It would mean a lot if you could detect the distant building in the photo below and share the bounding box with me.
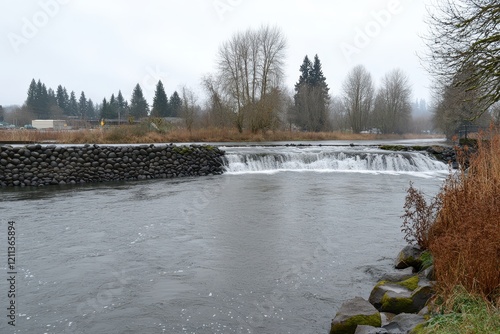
[31,120,69,130]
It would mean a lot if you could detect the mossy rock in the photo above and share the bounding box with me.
[369,275,431,314]
[398,275,419,291]
[380,292,415,313]
[410,285,433,312]
[379,145,407,151]
[173,146,193,155]
[395,246,423,270]
[409,322,428,334]
[331,297,382,334]
[384,313,426,333]
[369,276,419,309]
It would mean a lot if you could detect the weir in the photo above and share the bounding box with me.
[223,147,448,174]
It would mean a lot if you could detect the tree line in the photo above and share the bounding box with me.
[8,0,498,135]
[17,79,182,124]
[202,25,415,134]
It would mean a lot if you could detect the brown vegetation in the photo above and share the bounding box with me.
[429,133,500,301]
[403,131,500,302]
[0,126,440,144]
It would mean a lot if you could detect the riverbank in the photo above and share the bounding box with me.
[0,127,443,144]
[330,132,500,333]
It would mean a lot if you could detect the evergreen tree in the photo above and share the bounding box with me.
[56,85,68,114]
[87,99,96,120]
[47,88,57,107]
[26,79,37,110]
[116,90,128,121]
[78,92,87,119]
[37,81,49,118]
[100,98,113,120]
[25,79,49,119]
[0,105,4,122]
[129,84,149,118]
[295,55,312,89]
[68,91,78,116]
[310,55,330,96]
[169,91,182,117]
[151,80,169,117]
[108,93,119,119]
[293,55,330,131]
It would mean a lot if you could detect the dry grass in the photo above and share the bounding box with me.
[429,132,500,301]
[0,126,442,144]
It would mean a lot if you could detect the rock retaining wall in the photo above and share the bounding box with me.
[0,144,225,187]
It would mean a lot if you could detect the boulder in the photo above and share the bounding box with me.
[395,246,423,270]
[409,283,433,312]
[369,276,432,314]
[383,313,426,334]
[331,297,381,334]
[420,265,435,281]
[380,267,415,282]
[354,325,388,334]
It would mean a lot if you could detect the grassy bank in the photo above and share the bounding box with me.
[403,131,500,333]
[422,287,500,334]
[0,125,442,144]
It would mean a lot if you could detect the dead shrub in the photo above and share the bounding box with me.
[429,131,500,301]
[401,181,442,250]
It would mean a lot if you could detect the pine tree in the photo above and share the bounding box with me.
[36,81,49,118]
[87,99,96,120]
[108,94,119,119]
[56,85,67,113]
[169,91,182,117]
[129,84,149,119]
[26,79,37,110]
[151,80,169,117]
[100,98,113,120]
[293,54,330,131]
[295,55,312,90]
[0,105,4,122]
[116,90,128,121]
[68,91,78,116]
[310,55,330,96]
[78,92,87,119]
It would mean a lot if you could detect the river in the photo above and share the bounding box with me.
[0,140,449,334]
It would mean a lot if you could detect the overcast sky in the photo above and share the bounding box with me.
[1,0,433,107]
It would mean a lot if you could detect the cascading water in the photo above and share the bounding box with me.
[222,146,449,174]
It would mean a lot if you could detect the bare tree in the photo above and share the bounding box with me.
[181,87,198,132]
[433,69,492,138]
[372,69,413,134]
[215,25,287,132]
[342,65,374,133]
[202,74,233,128]
[491,102,500,126]
[424,0,500,116]
[329,96,349,131]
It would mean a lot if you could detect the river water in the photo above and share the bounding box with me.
[0,141,449,334]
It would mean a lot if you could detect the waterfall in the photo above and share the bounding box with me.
[222,147,449,174]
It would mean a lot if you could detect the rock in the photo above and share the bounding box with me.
[420,265,435,281]
[395,246,423,270]
[0,144,225,187]
[383,313,425,334]
[380,267,415,282]
[410,282,433,312]
[369,276,431,314]
[331,297,381,334]
[354,325,388,334]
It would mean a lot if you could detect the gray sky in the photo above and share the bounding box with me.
[1,0,432,107]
